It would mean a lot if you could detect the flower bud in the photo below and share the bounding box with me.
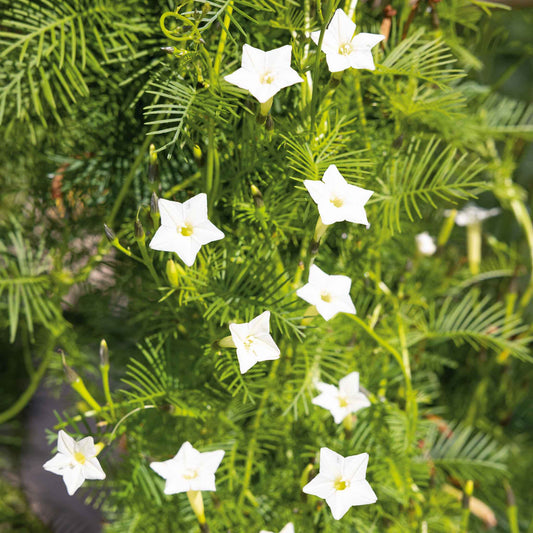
[99,339,109,367]
[60,349,79,384]
[148,144,159,183]
[166,259,179,288]
[134,218,145,241]
[151,192,159,215]
[265,114,274,131]
[104,224,116,242]
[250,184,264,209]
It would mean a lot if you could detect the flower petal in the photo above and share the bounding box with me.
[342,452,369,481]
[303,179,327,207]
[149,225,179,252]
[326,488,355,520]
[175,237,203,267]
[329,9,356,46]
[352,32,385,50]
[302,473,336,499]
[339,372,359,395]
[241,43,266,72]
[236,346,258,374]
[183,193,208,224]
[76,436,96,458]
[265,45,292,70]
[57,430,75,456]
[319,447,344,479]
[326,52,353,73]
[225,68,260,94]
[83,458,106,480]
[43,453,71,475]
[349,49,378,70]
[62,465,86,496]
[190,472,216,491]
[158,198,183,227]
[200,449,225,473]
[248,310,271,335]
[192,220,224,246]
[164,476,190,495]
[347,479,378,505]
[322,164,347,190]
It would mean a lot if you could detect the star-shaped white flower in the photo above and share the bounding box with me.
[224,44,303,104]
[311,9,384,72]
[450,204,501,227]
[229,311,281,374]
[260,523,294,533]
[150,441,225,494]
[415,232,437,256]
[149,193,224,267]
[303,448,377,520]
[296,264,356,321]
[303,165,373,226]
[42,430,105,495]
[312,372,370,424]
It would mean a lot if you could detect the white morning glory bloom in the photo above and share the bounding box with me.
[149,193,224,267]
[415,232,437,256]
[42,430,105,496]
[311,9,384,73]
[296,264,356,321]
[303,165,373,226]
[150,441,225,494]
[229,311,281,374]
[312,372,370,424]
[260,523,294,533]
[451,204,501,227]
[224,44,303,104]
[303,447,377,520]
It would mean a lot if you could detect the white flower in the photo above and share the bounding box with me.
[312,372,370,423]
[415,232,437,256]
[303,165,373,226]
[224,44,303,104]
[260,523,294,533]
[296,264,356,321]
[149,193,224,267]
[42,430,105,495]
[311,9,384,73]
[303,447,377,520]
[449,204,501,227]
[150,441,225,494]
[229,311,281,374]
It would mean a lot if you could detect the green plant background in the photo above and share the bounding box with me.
[0,1,532,531]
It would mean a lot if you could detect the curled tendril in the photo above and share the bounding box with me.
[160,9,202,43]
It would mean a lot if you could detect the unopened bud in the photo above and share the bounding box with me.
[161,46,176,54]
[148,144,159,183]
[149,144,157,164]
[99,339,109,366]
[104,224,116,242]
[193,144,203,165]
[134,218,145,240]
[201,2,211,15]
[166,259,179,288]
[265,114,274,131]
[59,349,79,384]
[151,192,159,215]
[251,184,264,208]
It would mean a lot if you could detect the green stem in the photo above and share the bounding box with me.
[100,364,115,419]
[239,358,281,505]
[354,70,370,151]
[213,1,233,76]
[0,335,55,424]
[108,134,153,226]
[510,198,533,309]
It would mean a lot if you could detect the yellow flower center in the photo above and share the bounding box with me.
[260,71,275,84]
[320,292,331,303]
[338,396,349,407]
[243,335,255,350]
[334,477,349,491]
[338,43,353,56]
[178,223,194,237]
[74,452,86,464]
[183,469,199,480]
[330,196,344,208]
